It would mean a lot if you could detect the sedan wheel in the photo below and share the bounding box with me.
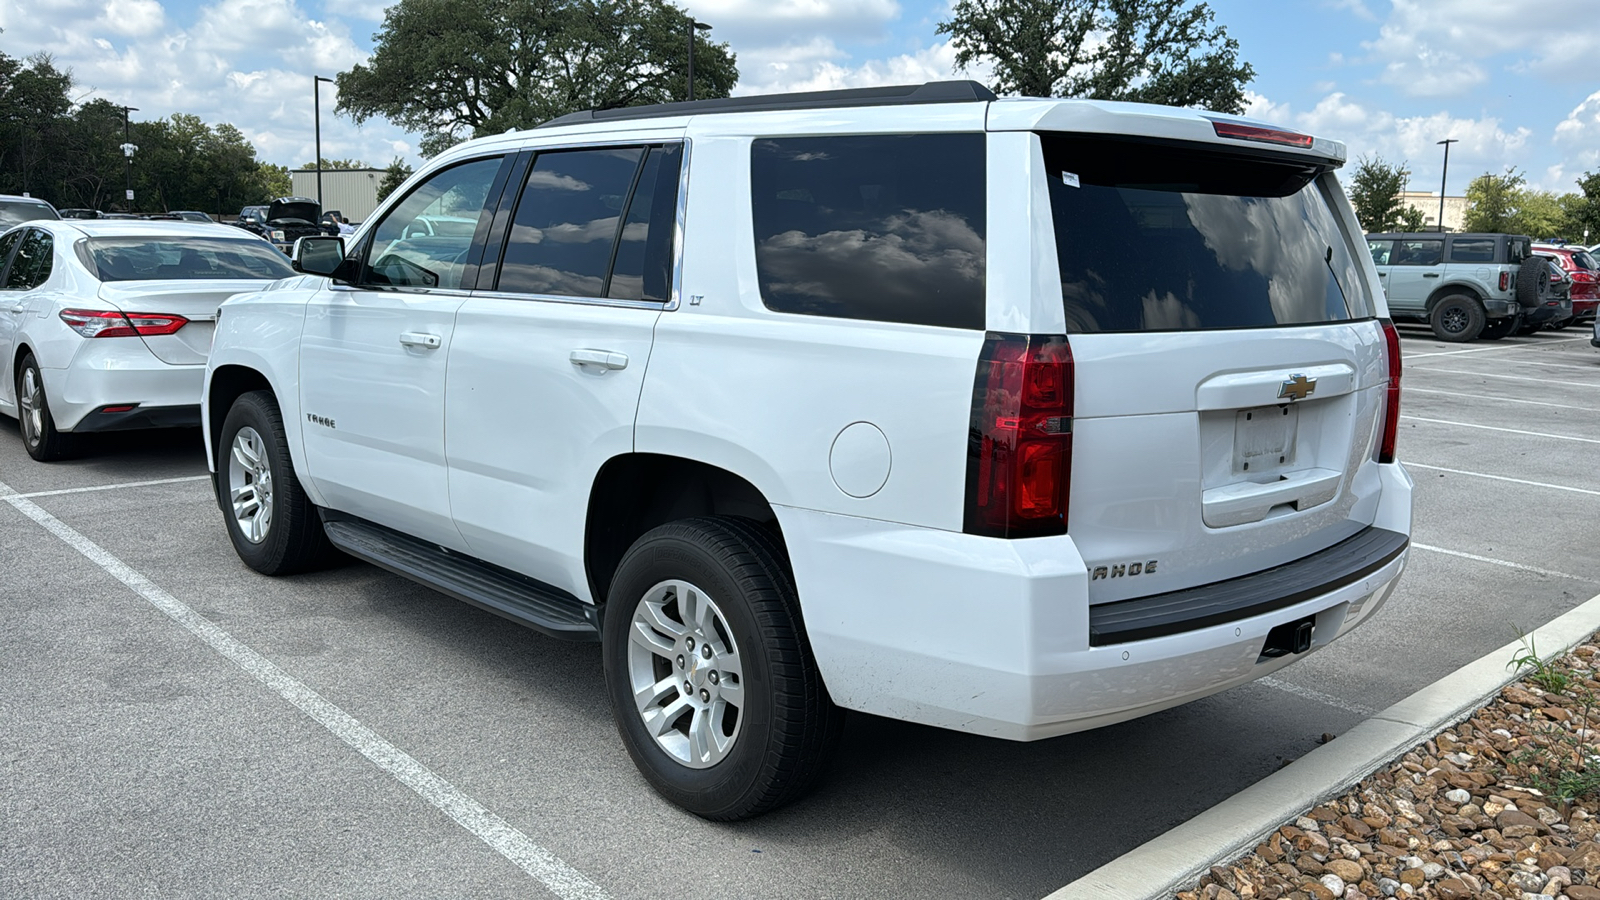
[14,354,74,461]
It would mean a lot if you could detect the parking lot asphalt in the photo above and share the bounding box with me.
[4,327,1600,900]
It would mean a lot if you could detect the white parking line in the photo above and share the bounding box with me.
[1407,367,1600,388]
[0,479,609,900]
[1257,677,1376,717]
[1403,336,1590,360]
[12,474,210,499]
[1401,415,1600,445]
[1413,543,1597,583]
[1464,357,1600,373]
[1406,462,1600,498]
[1406,387,1600,414]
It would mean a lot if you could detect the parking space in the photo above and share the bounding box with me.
[5,325,1600,899]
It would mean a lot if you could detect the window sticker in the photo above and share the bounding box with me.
[1061,172,1081,188]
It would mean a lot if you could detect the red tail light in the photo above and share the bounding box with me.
[1573,270,1596,284]
[1378,319,1401,464]
[1208,119,1314,148]
[965,333,1073,538]
[1499,271,1510,292]
[60,308,188,338]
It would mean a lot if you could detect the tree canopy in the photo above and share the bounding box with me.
[376,157,414,203]
[337,0,738,157]
[0,44,285,213]
[936,0,1254,113]
[1462,168,1600,240]
[1347,155,1412,234]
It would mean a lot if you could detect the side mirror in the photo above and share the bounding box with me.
[292,236,354,281]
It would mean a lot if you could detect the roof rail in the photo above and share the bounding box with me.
[537,80,998,129]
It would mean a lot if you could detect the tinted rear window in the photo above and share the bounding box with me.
[1573,250,1598,270]
[0,200,59,228]
[80,237,296,281]
[751,133,986,330]
[1450,238,1495,262]
[1042,135,1366,333]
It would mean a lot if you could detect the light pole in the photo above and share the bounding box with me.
[120,106,138,212]
[686,20,712,101]
[1436,138,1458,233]
[314,75,334,210]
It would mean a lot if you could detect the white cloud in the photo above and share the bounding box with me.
[1295,91,1535,189]
[1554,90,1600,173]
[1363,0,1600,97]
[736,38,987,96]
[685,0,900,46]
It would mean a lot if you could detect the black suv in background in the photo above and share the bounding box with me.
[233,205,269,235]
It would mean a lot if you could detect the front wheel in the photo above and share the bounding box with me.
[1429,295,1486,342]
[218,390,334,575]
[603,517,842,820]
[15,353,75,461]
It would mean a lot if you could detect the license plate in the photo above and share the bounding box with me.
[1234,404,1298,474]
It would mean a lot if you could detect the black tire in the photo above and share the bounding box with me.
[217,390,334,575]
[1429,294,1486,342]
[602,516,843,820]
[1477,315,1520,341]
[1547,316,1573,331]
[1516,256,1554,308]
[14,353,75,461]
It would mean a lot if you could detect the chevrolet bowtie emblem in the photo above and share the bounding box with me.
[1278,374,1317,402]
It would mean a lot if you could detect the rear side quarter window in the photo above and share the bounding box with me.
[1448,238,1495,263]
[750,133,987,330]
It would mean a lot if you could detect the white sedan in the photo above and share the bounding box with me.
[0,220,297,461]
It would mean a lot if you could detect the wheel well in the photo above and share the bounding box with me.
[207,365,273,460]
[1426,285,1484,312]
[585,454,780,605]
[11,342,33,381]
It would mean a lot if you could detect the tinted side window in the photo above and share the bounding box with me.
[0,229,23,285]
[497,146,646,298]
[607,145,682,302]
[1449,239,1495,262]
[750,133,987,330]
[3,230,52,289]
[1393,240,1443,266]
[361,156,502,290]
[1368,240,1394,266]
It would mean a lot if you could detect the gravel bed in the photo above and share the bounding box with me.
[1178,639,1600,900]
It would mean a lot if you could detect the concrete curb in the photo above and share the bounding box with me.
[1043,589,1600,900]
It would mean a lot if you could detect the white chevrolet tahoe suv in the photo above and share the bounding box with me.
[203,82,1414,820]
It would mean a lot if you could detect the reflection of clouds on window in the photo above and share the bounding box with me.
[524,170,591,192]
[757,209,984,312]
[1141,289,1203,330]
[501,264,604,297]
[1183,191,1351,325]
[620,222,647,242]
[526,215,619,245]
[1061,270,1111,332]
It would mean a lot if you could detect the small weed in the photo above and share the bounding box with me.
[1510,632,1571,694]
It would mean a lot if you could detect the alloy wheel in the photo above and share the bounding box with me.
[227,426,274,544]
[18,366,43,448]
[626,579,746,769]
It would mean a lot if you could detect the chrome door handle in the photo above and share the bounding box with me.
[569,349,628,371]
[398,332,442,349]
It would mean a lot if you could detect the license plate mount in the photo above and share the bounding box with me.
[1233,404,1298,474]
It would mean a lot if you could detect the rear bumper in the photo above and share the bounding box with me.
[780,462,1414,740]
[1526,299,1572,325]
[47,341,204,432]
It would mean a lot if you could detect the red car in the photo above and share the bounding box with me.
[1533,243,1599,324]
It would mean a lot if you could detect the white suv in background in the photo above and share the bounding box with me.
[203,82,1413,820]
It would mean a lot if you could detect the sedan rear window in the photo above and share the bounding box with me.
[78,237,296,281]
[0,200,60,228]
[1042,134,1369,333]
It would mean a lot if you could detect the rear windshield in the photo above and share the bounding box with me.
[1042,135,1368,333]
[0,200,60,228]
[1570,250,1597,270]
[78,236,296,281]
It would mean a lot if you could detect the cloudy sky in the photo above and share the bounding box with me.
[3,0,1598,197]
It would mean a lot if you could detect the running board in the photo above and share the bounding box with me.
[319,513,600,641]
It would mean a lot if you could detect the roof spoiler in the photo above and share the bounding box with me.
[537,80,998,129]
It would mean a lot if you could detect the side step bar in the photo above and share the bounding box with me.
[320,512,600,641]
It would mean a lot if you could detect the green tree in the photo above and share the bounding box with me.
[1510,190,1568,240]
[256,162,292,199]
[376,156,413,203]
[337,0,738,157]
[299,158,371,169]
[1463,169,1525,234]
[1564,172,1600,243]
[937,0,1254,113]
[1347,155,1411,233]
[0,51,74,198]
[1397,206,1428,232]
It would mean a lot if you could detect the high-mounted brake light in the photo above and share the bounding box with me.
[1209,119,1315,149]
[1377,319,1402,464]
[964,333,1073,538]
[60,308,188,338]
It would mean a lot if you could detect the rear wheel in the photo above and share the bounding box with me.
[1477,315,1520,341]
[218,390,334,575]
[603,517,842,820]
[1429,295,1485,342]
[15,353,75,462]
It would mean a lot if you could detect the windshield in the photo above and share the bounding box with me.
[1041,134,1369,333]
[79,236,296,281]
[0,200,60,227]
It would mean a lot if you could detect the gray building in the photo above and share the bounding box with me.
[289,168,384,223]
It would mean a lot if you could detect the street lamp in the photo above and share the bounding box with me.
[686,20,712,102]
[1436,138,1458,233]
[314,75,335,210]
[120,106,138,212]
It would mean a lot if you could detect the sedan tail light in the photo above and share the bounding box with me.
[60,308,188,338]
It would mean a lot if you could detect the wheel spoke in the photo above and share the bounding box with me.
[717,678,743,709]
[716,650,743,681]
[231,486,259,518]
[232,441,258,471]
[687,706,712,763]
[637,598,686,641]
[682,585,718,637]
[629,619,675,656]
[644,696,692,738]
[633,675,680,714]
